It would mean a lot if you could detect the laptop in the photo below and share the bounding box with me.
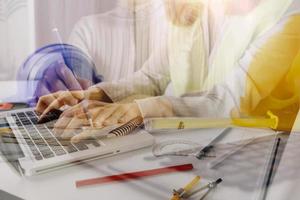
[0,108,154,176]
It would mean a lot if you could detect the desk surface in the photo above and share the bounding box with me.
[0,127,284,200]
[0,81,20,103]
[266,113,300,200]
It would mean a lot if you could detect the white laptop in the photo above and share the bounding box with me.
[0,108,154,176]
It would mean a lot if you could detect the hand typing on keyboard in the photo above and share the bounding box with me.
[36,87,111,123]
[52,100,142,143]
[9,110,101,161]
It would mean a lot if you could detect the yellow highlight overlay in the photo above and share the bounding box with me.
[145,111,278,131]
[171,176,201,200]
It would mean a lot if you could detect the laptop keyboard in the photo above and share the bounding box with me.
[8,110,101,161]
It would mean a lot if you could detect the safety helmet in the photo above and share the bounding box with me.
[17,43,102,105]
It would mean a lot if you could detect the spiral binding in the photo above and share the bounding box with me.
[108,117,144,137]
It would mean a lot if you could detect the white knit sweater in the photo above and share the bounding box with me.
[68,0,168,82]
[96,0,300,119]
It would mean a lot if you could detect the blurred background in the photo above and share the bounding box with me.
[0,0,115,81]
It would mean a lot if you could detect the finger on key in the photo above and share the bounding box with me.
[36,93,57,114]
[93,106,118,127]
[53,115,76,136]
[39,92,79,121]
[103,106,128,126]
[60,113,89,138]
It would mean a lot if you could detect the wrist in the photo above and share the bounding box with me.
[133,102,143,118]
[86,87,112,102]
[135,97,174,118]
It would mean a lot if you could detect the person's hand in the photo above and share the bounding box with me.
[36,87,110,121]
[35,63,92,98]
[53,101,142,143]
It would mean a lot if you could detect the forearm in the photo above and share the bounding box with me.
[135,84,238,119]
[134,58,250,119]
[94,51,171,102]
[95,71,168,102]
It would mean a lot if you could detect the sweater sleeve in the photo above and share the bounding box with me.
[94,42,171,102]
[135,71,240,119]
[136,14,300,120]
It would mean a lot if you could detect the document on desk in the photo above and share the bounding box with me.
[266,114,300,200]
[0,190,23,200]
[197,131,280,200]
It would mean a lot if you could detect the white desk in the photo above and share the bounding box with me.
[266,113,300,200]
[0,81,19,103]
[0,128,278,200]
[0,81,37,103]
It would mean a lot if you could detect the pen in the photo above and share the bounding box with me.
[76,164,194,187]
[257,137,281,200]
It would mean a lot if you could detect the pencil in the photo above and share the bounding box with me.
[76,164,194,188]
